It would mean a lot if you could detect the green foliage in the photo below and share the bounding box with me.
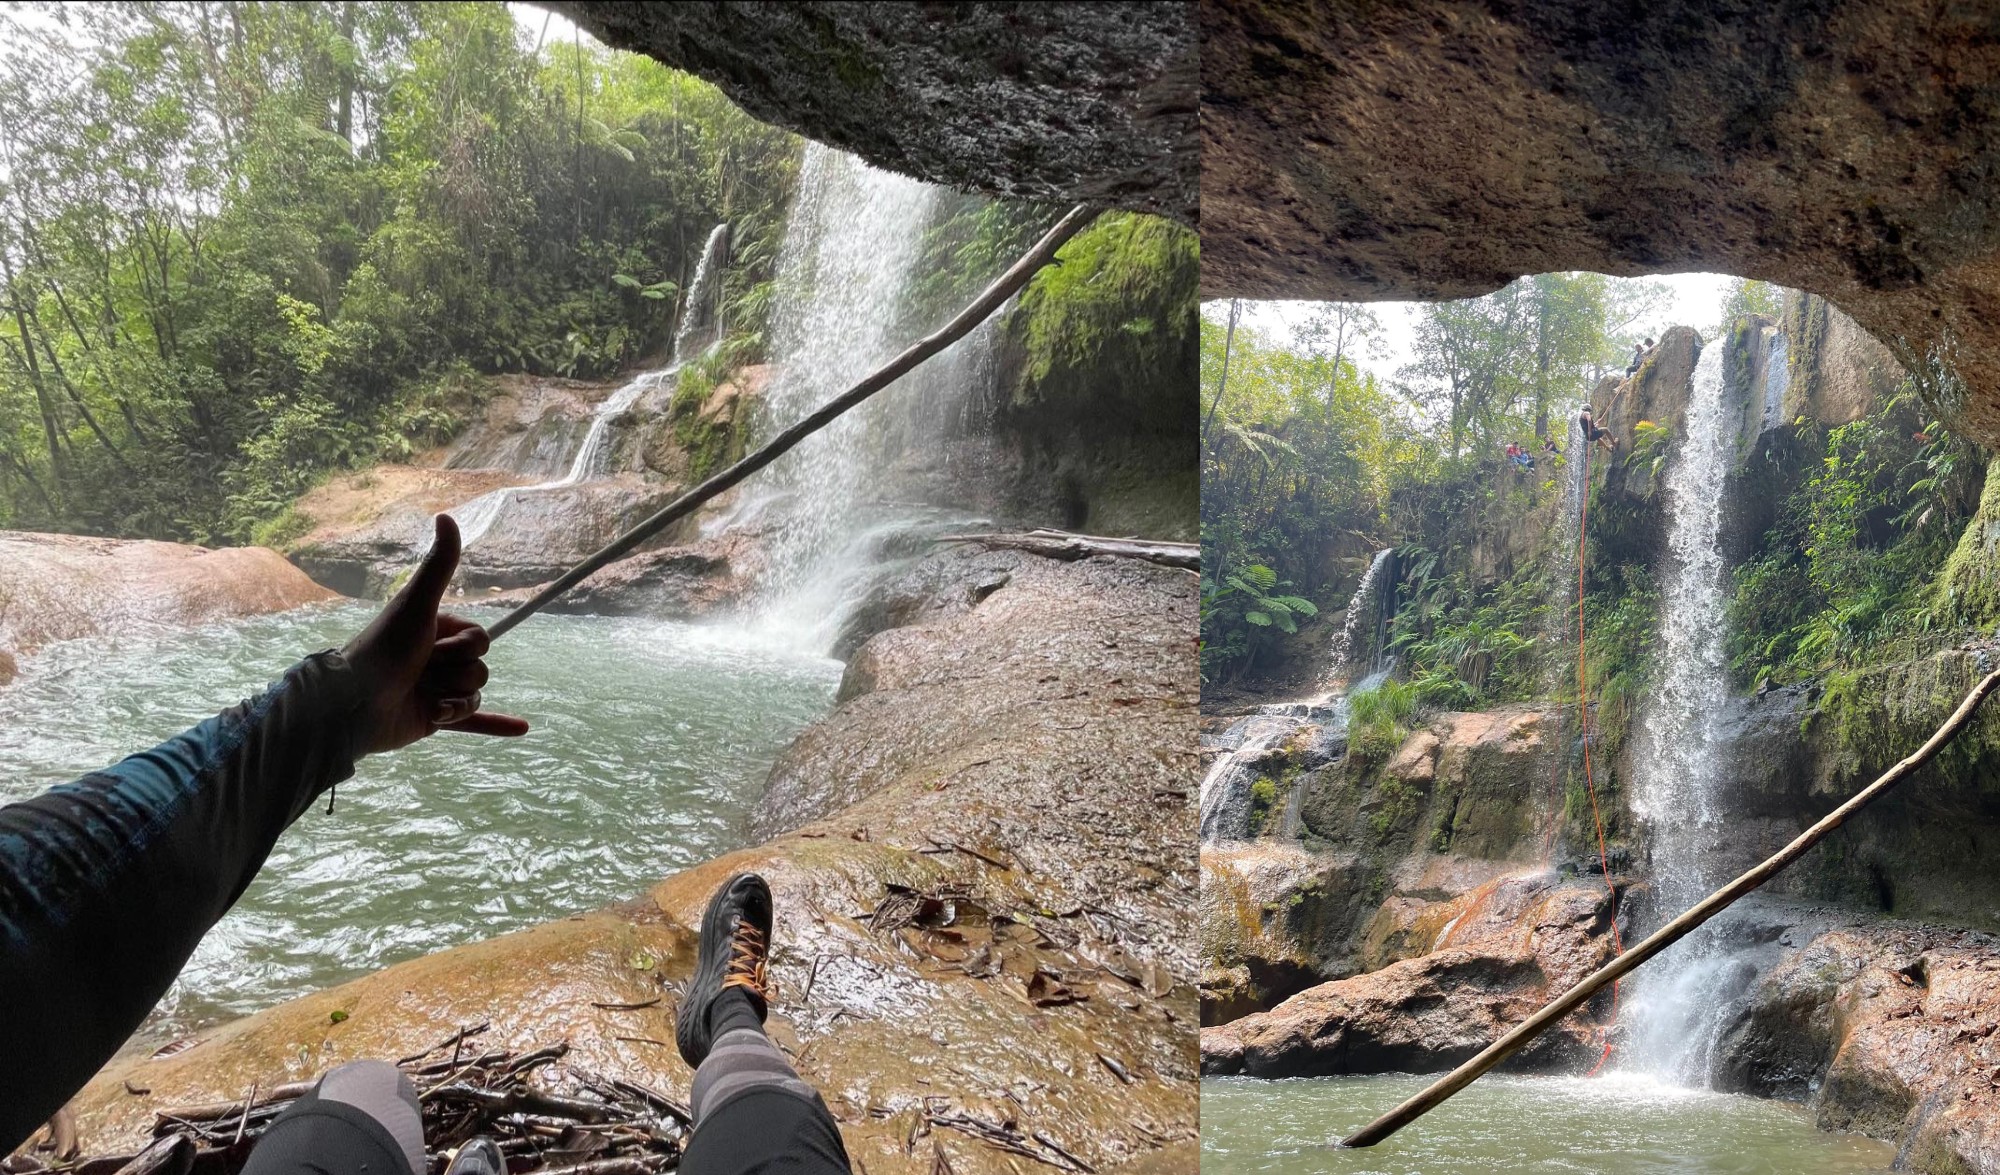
[1248,777,1278,834]
[1726,391,1981,687]
[1200,563,1318,679]
[1386,549,1543,708]
[0,2,802,542]
[1012,212,1196,404]
[1348,678,1418,763]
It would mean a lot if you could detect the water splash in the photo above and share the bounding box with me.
[743,144,950,649]
[1619,338,1742,1081]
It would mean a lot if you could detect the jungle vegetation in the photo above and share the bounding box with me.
[1199,276,1990,716]
[0,2,804,543]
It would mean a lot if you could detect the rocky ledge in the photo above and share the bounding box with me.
[1201,870,1616,1078]
[0,532,333,685]
[1714,915,2000,1174]
[64,547,1199,1175]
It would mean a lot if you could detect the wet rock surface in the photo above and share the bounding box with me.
[1201,0,2000,447]
[556,2,1197,224]
[477,532,766,620]
[1199,842,1371,1026]
[1712,916,2000,1173]
[1200,871,1616,1078]
[0,532,334,676]
[66,546,1199,1174]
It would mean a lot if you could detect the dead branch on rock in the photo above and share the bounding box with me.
[934,529,1198,570]
[62,1039,687,1175]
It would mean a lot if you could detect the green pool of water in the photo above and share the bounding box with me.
[0,602,840,1042]
[1202,1074,1895,1174]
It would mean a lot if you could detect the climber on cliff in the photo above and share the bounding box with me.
[0,515,853,1175]
[1580,403,1618,452]
[1626,337,1655,377]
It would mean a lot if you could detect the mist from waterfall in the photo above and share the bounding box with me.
[1618,338,1743,1082]
[735,144,959,650]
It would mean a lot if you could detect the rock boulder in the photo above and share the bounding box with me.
[0,532,334,680]
[1200,871,1616,1078]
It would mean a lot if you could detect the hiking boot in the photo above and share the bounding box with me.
[675,872,774,1067]
[443,1137,503,1175]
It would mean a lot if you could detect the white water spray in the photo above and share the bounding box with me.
[1619,338,1743,1082]
[742,144,946,648]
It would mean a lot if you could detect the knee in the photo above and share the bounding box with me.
[319,1059,418,1111]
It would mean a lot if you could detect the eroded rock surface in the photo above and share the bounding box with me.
[0,532,334,681]
[1714,921,2000,1173]
[1201,0,2000,445]
[1200,871,1615,1077]
[66,548,1199,1174]
[555,2,1197,223]
[1199,842,1371,1026]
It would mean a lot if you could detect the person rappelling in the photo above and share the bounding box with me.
[1579,402,1618,452]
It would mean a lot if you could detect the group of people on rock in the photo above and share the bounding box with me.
[1502,402,1617,473]
[1627,335,1657,376]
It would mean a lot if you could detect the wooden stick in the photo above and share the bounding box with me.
[483,204,1098,640]
[1342,665,2000,1148]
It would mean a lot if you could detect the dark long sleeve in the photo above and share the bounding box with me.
[0,651,368,1148]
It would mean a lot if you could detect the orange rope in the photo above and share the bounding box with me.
[1575,435,1625,1076]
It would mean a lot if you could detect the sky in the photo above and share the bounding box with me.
[1215,272,1738,387]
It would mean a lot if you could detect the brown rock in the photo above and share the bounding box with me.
[1200,0,2000,448]
[1200,871,1615,1078]
[1715,924,2000,1170]
[1384,730,1440,784]
[1199,842,1369,1025]
[0,532,334,675]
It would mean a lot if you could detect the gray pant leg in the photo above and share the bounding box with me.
[690,1028,825,1123]
[318,1060,425,1175]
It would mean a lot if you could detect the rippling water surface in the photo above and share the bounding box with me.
[1202,1074,1894,1174]
[0,602,840,1042]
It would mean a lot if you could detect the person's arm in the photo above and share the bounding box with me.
[0,516,525,1149]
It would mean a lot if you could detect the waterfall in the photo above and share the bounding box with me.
[741,143,946,648]
[454,223,734,549]
[1619,338,1743,1082]
[1329,549,1396,682]
[1761,329,1792,434]
[674,223,731,360]
[452,369,667,548]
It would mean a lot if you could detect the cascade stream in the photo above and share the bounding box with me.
[1618,337,1751,1082]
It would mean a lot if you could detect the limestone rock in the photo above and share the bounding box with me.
[1715,923,2000,1172]
[556,3,1196,223]
[1200,0,2000,447]
[1198,842,1371,1026]
[1200,871,1615,1077]
[0,532,334,674]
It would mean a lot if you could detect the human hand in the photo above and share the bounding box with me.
[341,515,530,756]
